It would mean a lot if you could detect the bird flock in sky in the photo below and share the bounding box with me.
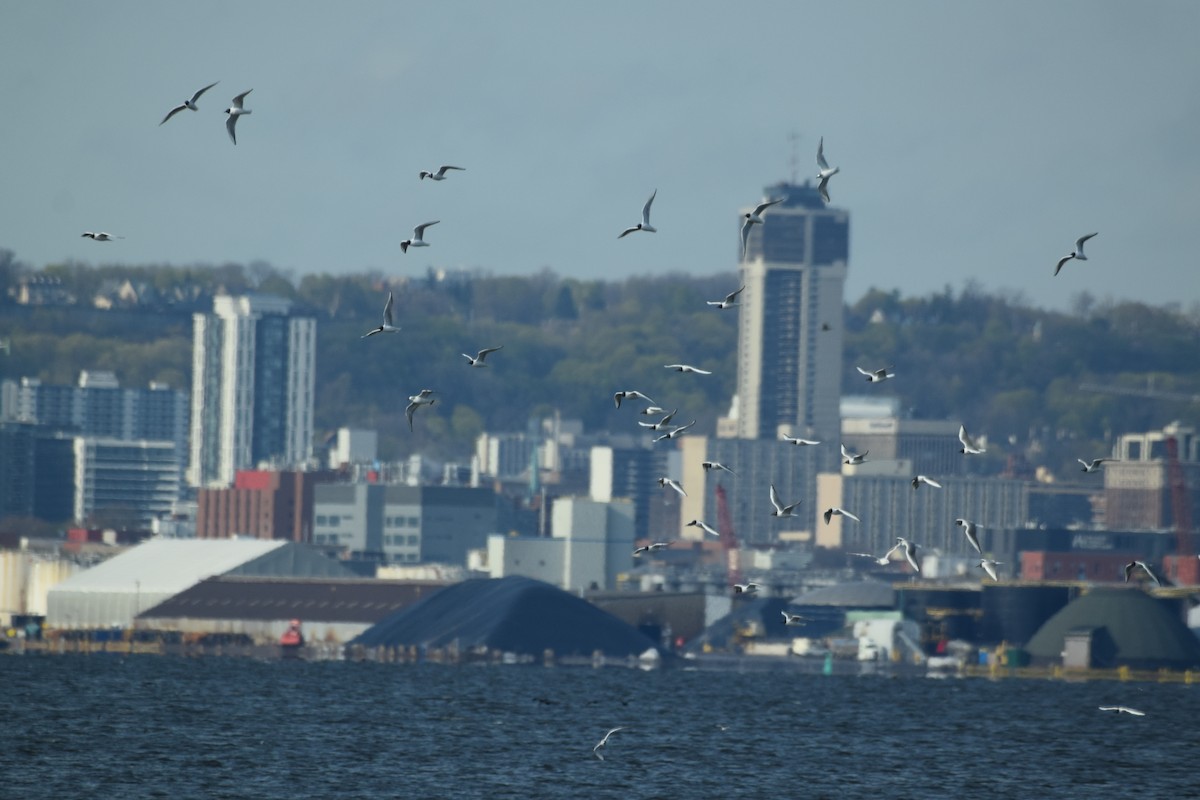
[87,82,1165,593]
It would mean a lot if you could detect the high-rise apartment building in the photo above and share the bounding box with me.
[732,181,848,444]
[188,294,316,487]
[1,371,188,459]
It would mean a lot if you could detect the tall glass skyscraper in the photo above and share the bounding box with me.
[187,295,316,487]
[734,181,848,444]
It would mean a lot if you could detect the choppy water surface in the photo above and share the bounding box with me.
[1,656,1194,799]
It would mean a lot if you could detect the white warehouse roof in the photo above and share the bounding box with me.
[47,538,352,629]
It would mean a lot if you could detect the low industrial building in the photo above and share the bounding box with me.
[45,538,354,629]
[137,576,447,644]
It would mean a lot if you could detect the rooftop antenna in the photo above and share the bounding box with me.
[787,130,802,185]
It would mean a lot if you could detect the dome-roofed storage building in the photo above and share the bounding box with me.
[1025,588,1200,670]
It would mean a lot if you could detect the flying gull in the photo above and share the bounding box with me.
[706,286,745,309]
[1123,560,1161,586]
[740,198,782,258]
[955,518,982,554]
[618,189,657,238]
[664,363,712,375]
[593,727,625,760]
[959,424,986,455]
[224,89,252,144]
[419,165,465,181]
[613,390,655,409]
[685,519,721,537]
[404,389,435,431]
[657,477,687,498]
[912,475,942,490]
[857,366,895,383]
[823,507,860,524]
[654,420,696,442]
[782,434,821,446]
[401,221,439,253]
[361,292,401,338]
[816,136,839,203]
[1054,232,1098,276]
[841,444,868,465]
[160,81,219,125]
[769,485,801,518]
[977,558,1004,581]
[462,346,503,367]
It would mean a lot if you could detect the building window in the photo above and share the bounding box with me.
[316,515,327,525]
[407,535,418,546]
[407,517,419,527]
[328,515,340,526]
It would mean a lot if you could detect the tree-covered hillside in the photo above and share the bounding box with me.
[2,256,1197,479]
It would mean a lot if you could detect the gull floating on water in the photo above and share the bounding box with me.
[769,485,800,518]
[657,477,687,498]
[1124,560,1161,586]
[823,507,860,524]
[224,90,252,145]
[654,420,696,442]
[405,389,435,431]
[702,461,735,475]
[1079,458,1112,473]
[81,231,123,241]
[912,475,942,490]
[401,221,439,253]
[959,424,985,455]
[707,286,745,309]
[613,390,655,409]
[781,610,809,626]
[419,165,465,181]
[638,409,678,431]
[955,518,982,554]
[362,292,401,337]
[618,189,657,238]
[857,366,894,383]
[593,727,625,760]
[841,444,868,465]
[733,581,761,594]
[686,519,721,537]
[1054,232,1098,276]
[462,346,503,367]
[895,537,921,572]
[849,544,902,566]
[1098,706,1146,716]
[633,542,668,557]
[740,198,782,258]
[665,363,712,375]
[783,434,821,446]
[160,81,219,125]
[816,136,839,203]
[977,558,1004,581]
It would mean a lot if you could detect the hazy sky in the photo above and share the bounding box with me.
[3,2,1198,310]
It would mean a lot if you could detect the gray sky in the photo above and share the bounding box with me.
[3,1,1198,309]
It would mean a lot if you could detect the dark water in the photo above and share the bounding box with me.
[1,656,1195,799]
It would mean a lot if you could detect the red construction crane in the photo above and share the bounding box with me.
[714,484,742,588]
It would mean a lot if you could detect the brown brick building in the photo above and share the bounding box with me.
[196,469,334,541]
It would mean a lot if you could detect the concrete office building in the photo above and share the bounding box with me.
[188,294,316,487]
[72,437,181,527]
[312,484,499,565]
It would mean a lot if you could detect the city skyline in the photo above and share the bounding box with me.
[2,3,1199,312]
